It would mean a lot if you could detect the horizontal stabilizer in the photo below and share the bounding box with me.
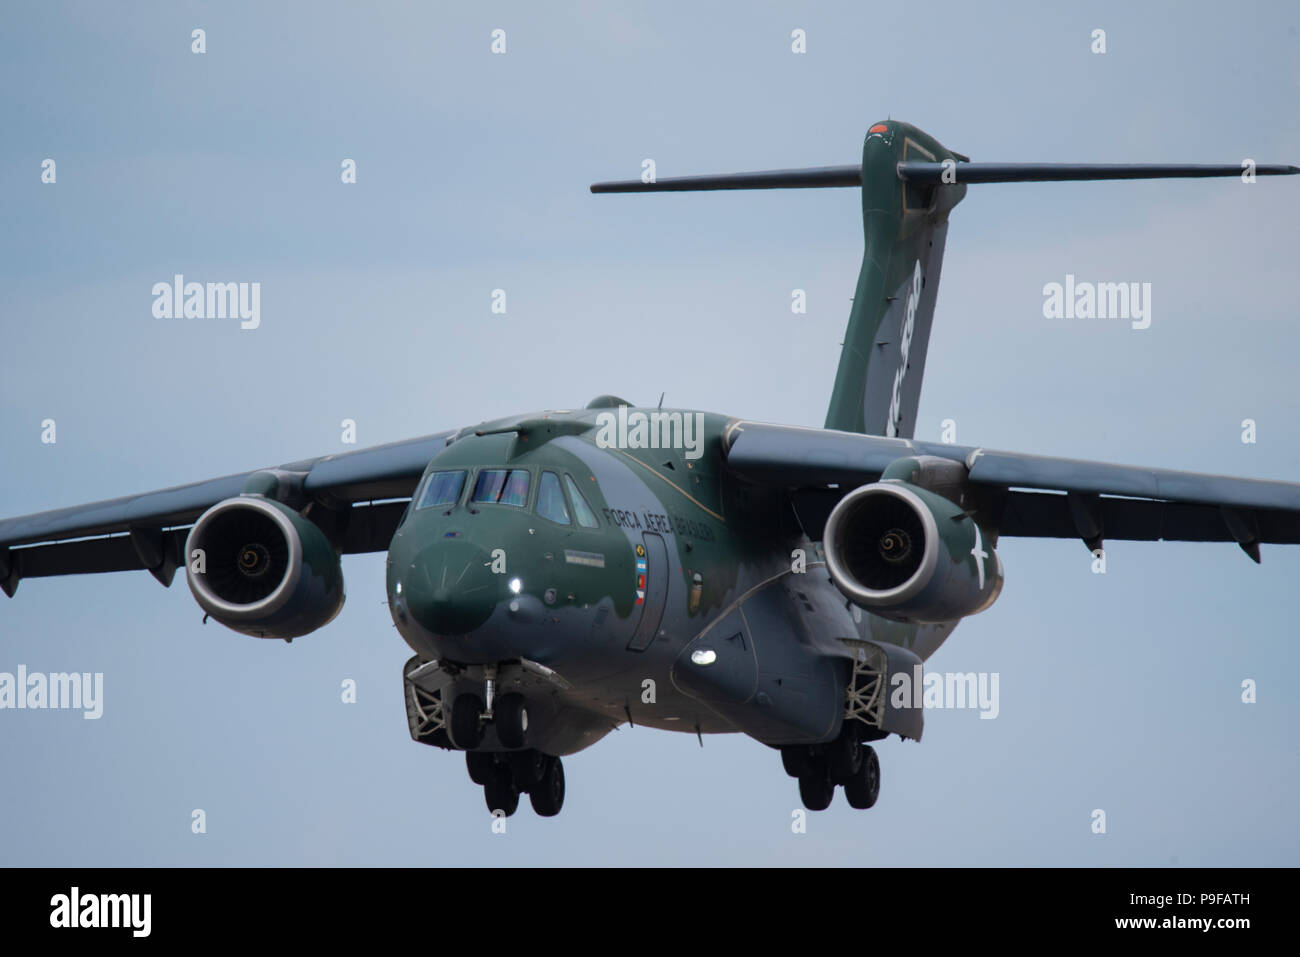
[590,165,861,193]
[898,161,1300,184]
[591,162,1299,194]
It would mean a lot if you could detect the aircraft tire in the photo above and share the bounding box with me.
[484,766,519,817]
[450,693,484,750]
[466,751,496,786]
[509,749,547,792]
[798,761,835,811]
[495,693,529,750]
[827,723,863,783]
[529,756,566,817]
[844,746,880,810]
[781,746,814,778]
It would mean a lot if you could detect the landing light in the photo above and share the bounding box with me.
[395,581,402,595]
[690,649,717,666]
[509,578,522,594]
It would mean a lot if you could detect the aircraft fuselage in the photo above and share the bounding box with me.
[386,404,955,756]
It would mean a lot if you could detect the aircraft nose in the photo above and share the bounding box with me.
[400,540,500,636]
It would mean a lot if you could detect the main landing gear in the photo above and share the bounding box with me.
[781,721,881,811]
[466,749,565,817]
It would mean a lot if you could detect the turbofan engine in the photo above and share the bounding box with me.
[185,496,345,639]
[823,481,1002,623]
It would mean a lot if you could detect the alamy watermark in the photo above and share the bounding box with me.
[0,666,103,719]
[594,405,705,460]
[1042,274,1151,330]
[152,274,260,330]
[890,666,999,719]
[50,887,150,937]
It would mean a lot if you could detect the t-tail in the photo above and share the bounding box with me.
[591,121,1298,437]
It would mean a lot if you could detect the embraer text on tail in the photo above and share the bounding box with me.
[885,261,924,438]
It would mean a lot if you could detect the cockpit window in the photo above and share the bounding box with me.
[564,474,601,528]
[472,468,530,507]
[416,470,467,510]
[500,469,530,506]
[536,471,570,525]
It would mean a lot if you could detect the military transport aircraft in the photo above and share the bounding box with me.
[3,120,1298,818]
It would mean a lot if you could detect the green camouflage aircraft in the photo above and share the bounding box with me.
[3,120,1298,817]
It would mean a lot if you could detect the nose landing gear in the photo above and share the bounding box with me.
[448,688,529,751]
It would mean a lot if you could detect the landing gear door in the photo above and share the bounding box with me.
[843,639,925,742]
[627,532,668,652]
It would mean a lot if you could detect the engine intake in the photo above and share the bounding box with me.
[186,496,345,639]
[823,481,1002,623]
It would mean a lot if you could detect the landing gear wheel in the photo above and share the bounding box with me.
[495,693,529,750]
[449,693,484,750]
[465,751,495,786]
[509,749,548,792]
[827,723,863,783]
[529,755,566,817]
[844,745,880,809]
[798,760,835,811]
[781,746,814,779]
[484,766,519,817]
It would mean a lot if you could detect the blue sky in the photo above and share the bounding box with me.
[1,0,1298,865]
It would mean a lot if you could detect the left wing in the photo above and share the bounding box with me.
[0,431,454,596]
[723,421,1300,560]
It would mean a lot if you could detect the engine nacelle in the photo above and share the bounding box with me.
[823,480,1002,624]
[185,496,345,639]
